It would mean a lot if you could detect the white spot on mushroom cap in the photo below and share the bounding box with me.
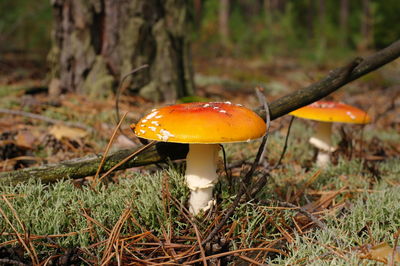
[225,101,232,104]
[145,111,158,120]
[203,104,210,107]
[157,129,175,141]
[151,121,160,126]
[346,111,356,120]
[141,119,148,123]
[160,129,174,137]
[155,115,162,119]
[219,110,227,113]
[213,106,220,109]
[310,102,336,108]
[148,126,157,132]
[139,129,145,134]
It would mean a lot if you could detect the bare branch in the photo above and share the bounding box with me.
[0,108,94,132]
[263,39,400,120]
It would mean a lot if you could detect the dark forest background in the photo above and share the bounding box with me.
[1,0,399,68]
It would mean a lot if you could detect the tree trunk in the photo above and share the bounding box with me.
[219,0,230,47]
[306,0,314,38]
[359,0,373,51]
[193,0,202,26]
[317,0,326,25]
[339,0,349,48]
[48,0,194,102]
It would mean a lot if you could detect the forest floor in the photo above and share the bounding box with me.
[0,54,399,265]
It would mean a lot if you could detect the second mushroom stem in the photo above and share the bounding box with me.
[309,121,336,167]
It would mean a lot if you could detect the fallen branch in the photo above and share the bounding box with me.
[0,143,188,184]
[1,39,399,184]
[273,200,327,230]
[266,39,400,120]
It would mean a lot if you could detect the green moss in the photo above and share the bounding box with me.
[269,186,400,265]
[0,169,188,255]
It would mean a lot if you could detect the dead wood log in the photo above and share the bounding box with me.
[1,39,399,184]
[0,143,189,184]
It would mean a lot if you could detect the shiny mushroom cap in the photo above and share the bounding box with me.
[133,102,266,144]
[290,101,371,124]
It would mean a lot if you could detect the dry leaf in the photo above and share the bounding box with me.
[113,135,138,149]
[294,188,343,225]
[49,125,88,140]
[15,130,36,149]
[360,242,400,264]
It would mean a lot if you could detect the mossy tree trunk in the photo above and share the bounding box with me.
[48,0,194,101]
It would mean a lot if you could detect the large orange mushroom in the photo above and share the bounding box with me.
[290,101,371,167]
[133,102,266,215]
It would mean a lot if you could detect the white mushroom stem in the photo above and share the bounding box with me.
[315,151,330,168]
[309,122,336,168]
[185,144,220,215]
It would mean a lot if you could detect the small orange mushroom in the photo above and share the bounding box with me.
[290,101,371,167]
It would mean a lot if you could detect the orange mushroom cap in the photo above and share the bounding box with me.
[133,102,266,144]
[290,101,371,124]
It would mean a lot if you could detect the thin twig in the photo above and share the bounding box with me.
[249,171,270,198]
[0,198,39,265]
[97,140,156,183]
[115,65,149,130]
[273,116,295,168]
[243,87,271,181]
[202,87,271,245]
[273,200,327,230]
[188,247,287,264]
[100,208,131,266]
[0,108,94,132]
[219,144,230,179]
[192,224,207,266]
[93,112,129,187]
[2,196,39,263]
[167,195,207,265]
[236,254,264,265]
[390,229,400,266]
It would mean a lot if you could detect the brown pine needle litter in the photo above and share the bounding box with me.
[0,81,399,264]
[2,129,399,265]
[0,196,39,265]
[0,146,399,264]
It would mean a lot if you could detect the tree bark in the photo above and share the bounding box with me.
[339,0,349,48]
[306,0,315,38]
[48,0,194,102]
[2,39,399,184]
[193,0,202,25]
[359,0,373,51]
[219,0,230,46]
[318,0,326,25]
